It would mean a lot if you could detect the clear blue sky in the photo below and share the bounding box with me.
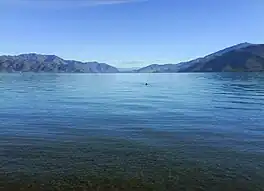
[0,0,263,68]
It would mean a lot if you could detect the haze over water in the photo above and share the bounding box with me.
[0,73,264,190]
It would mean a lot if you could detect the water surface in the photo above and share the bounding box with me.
[0,73,264,190]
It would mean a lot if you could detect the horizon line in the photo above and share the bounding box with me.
[0,42,260,68]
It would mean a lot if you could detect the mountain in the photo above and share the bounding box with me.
[136,43,264,73]
[0,53,119,73]
[2,43,264,73]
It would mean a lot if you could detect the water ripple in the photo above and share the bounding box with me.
[1,73,264,186]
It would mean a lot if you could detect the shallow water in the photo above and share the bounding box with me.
[0,73,264,190]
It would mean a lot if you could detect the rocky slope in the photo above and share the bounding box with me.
[0,53,119,73]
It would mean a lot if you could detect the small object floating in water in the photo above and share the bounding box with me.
[145,83,148,86]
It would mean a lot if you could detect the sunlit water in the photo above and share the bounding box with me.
[0,73,264,190]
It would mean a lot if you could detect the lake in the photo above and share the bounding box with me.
[0,73,264,191]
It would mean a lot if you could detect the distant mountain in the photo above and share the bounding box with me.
[134,64,180,73]
[118,67,140,72]
[2,43,264,73]
[136,43,264,73]
[0,53,119,73]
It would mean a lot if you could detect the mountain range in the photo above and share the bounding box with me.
[135,43,264,73]
[1,43,264,73]
[0,54,118,73]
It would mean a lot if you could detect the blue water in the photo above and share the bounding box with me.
[0,73,264,190]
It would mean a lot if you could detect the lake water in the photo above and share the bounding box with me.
[0,73,264,190]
